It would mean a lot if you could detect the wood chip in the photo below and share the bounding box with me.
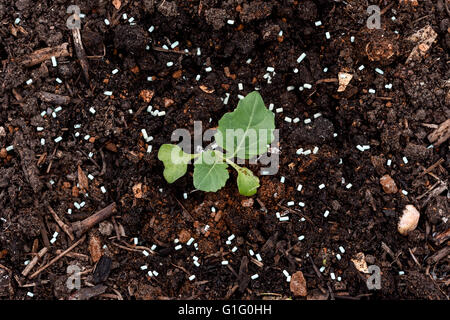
[88,233,103,263]
[112,0,122,10]
[427,119,450,146]
[290,271,307,297]
[77,165,89,192]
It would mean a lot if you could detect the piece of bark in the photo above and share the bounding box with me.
[93,256,112,284]
[71,28,90,82]
[38,91,71,105]
[77,165,89,192]
[237,256,250,293]
[427,246,450,264]
[68,284,107,300]
[433,228,450,246]
[428,119,450,146]
[19,43,70,67]
[13,132,42,193]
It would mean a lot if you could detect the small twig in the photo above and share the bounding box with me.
[408,248,421,268]
[418,158,444,177]
[152,46,193,56]
[71,203,116,238]
[22,247,48,277]
[316,78,338,84]
[48,206,74,241]
[29,236,86,279]
[38,92,71,105]
[19,43,70,67]
[381,242,403,269]
[71,26,90,82]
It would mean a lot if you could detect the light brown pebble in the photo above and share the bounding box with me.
[241,198,254,207]
[0,148,7,159]
[179,229,191,243]
[398,205,420,235]
[380,174,398,194]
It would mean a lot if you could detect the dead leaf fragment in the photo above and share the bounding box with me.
[290,271,307,297]
[428,119,450,147]
[112,0,121,10]
[133,183,144,198]
[337,72,353,92]
[88,234,103,263]
[406,25,437,64]
[78,165,89,191]
[199,85,215,93]
[351,252,369,273]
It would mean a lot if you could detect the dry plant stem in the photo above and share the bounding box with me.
[22,247,48,277]
[38,92,71,105]
[71,202,116,238]
[19,43,70,67]
[71,28,90,82]
[29,236,86,279]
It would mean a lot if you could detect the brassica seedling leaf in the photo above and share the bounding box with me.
[193,150,229,192]
[215,91,275,159]
[236,167,260,196]
[157,144,192,183]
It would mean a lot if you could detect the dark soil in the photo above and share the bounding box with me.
[0,0,449,300]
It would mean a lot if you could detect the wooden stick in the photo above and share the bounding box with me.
[71,202,116,238]
[38,92,71,105]
[29,236,86,279]
[428,119,450,146]
[72,28,90,82]
[19,43,70,67]
[22,247,48,277]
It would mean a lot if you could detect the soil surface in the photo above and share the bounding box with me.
[0,0,449,300]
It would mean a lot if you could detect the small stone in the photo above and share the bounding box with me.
[290,271,307,297]
[398,205,420,235]
[98,221,114,236]
[164,98,175,107]
[241,198,254,207]
[379,175,398,194]
[179,230,191,243]
[0,148,7,159]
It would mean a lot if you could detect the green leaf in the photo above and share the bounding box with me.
[193,151,229,192]
[215,91,275,159]
[158,144,192,183]
[236,167,260,196]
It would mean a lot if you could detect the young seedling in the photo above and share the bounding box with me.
[158,91,275,196]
